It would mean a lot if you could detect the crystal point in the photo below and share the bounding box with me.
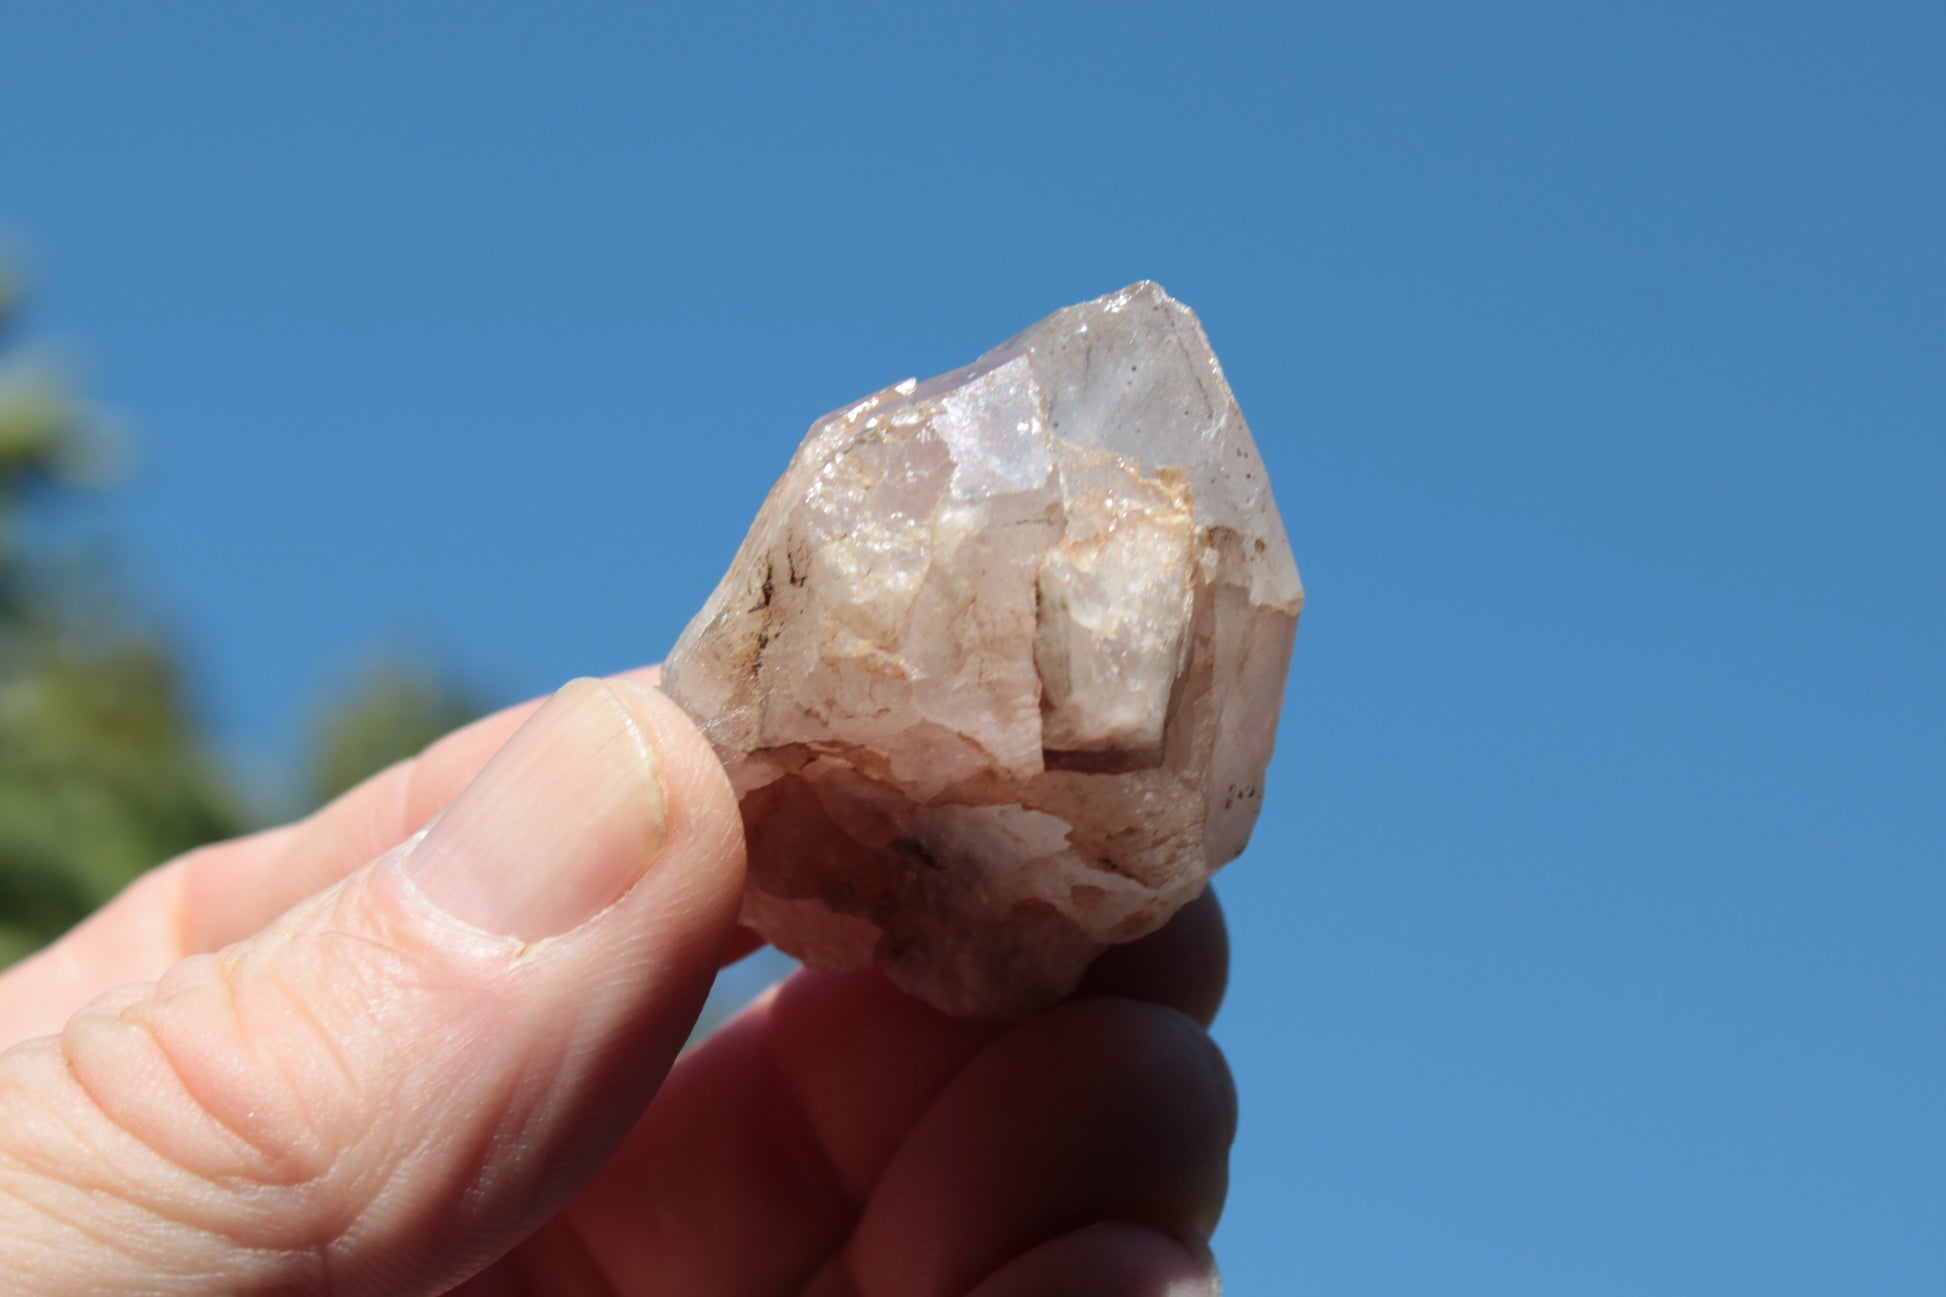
[664,283,1302,1017]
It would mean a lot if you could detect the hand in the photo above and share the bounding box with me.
[0,672,1234,1296]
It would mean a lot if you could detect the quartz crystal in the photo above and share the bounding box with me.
[663,283,1303,1017]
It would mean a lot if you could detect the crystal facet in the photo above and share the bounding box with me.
[664,283,1302,1017]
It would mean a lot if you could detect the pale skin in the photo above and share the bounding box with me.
[0,667,1234,1296]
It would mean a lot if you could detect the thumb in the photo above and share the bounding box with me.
[0,678,746,1296]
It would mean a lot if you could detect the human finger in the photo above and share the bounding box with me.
[964,1221,1221,1297]
[0,678,745,1295]
[1076,886,1229,1027]
[821,996,1235,1297]
[514,890,1234,1296]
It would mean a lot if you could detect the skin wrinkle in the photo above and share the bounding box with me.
[120,980,302,1182]
[46,1043,181,1202]
[260,933,400,1164]
[6,1052,317,1294]
[65,1009,352,1271]
[457,1017,602,1226]
[759,1020,871,1296]
[497,1209,628,1297]
[0,1134,154,1275]
[248,961,364,1153]
[774,984,996,1297]
[326,1083,512,1297]
[56,876,481,1285]
[13,1208,162,1294]
[13,852,723,1285]
[799,1244,867,1297]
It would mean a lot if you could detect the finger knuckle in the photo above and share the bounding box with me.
[11,928,428,1263]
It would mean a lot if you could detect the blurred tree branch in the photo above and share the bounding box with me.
[308,662,482,805]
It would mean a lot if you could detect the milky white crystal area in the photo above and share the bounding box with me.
[663,283,1303,1018]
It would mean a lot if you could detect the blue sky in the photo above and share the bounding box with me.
[4,3,1943,1291]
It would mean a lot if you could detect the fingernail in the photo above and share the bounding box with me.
[406,678,668,939]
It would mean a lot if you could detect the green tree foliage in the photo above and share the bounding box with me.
[0,263,479,966]
[0,265,238,963]
[308,663,482,804]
